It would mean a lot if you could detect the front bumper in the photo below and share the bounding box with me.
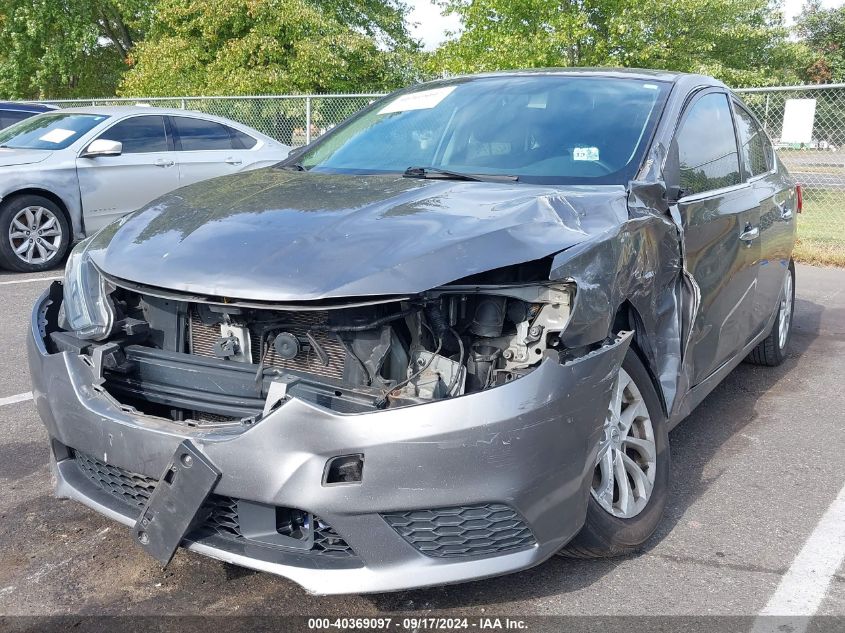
[28,285,631,594]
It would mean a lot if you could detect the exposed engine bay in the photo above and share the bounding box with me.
[48,272,573,425]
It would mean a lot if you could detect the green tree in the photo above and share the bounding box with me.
[119,0,419,96]
[429,0,800,87]
[795,0,845,83]
[0,0,151,99]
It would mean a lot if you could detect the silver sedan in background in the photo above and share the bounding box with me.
[0,106,291,272]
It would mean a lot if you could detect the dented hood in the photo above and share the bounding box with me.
[89,169,629,301]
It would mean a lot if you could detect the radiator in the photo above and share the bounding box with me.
[188,309,347,381]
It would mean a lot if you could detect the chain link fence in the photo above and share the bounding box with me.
[39,94,385,146]
[41,84,845,263]
[736,84,845,263]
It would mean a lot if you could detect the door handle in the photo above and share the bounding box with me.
[739,226,760,243]
[154,159,175,168]
[225,157,243,165]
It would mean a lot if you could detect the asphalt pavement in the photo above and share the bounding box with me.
[791,172,845,189]
[0,264,843,619]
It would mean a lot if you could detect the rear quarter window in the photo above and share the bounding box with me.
[231,128,257,150]
[733,102,773,178]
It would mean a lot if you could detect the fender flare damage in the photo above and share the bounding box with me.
[548,177,696,419]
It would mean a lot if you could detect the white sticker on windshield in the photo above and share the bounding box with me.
[378,86,456,115]
[527,93,548,109]
[573,146,600,161]
[38,128,76,144]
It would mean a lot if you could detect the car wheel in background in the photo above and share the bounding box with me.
[746,263,795,367]
[0,194,70,272]
[559,348,670,558]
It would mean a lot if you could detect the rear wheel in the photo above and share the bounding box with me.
[0,194,70,272]
[746,264,795,367]
[559,348,670,558]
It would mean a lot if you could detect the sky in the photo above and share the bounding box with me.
[406,0,461,51]
[783,0,843,22]
[406,0,845,51]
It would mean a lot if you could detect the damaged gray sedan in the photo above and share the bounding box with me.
[28,69,799,594]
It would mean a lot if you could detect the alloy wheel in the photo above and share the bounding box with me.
[8,206,63,265]
[590,367,657,519]
[778,271,793,350]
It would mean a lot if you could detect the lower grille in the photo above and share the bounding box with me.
[189,309,347,381]
[190,411,240,425]
[73,450,356,558]
[383,504,536,558]
[74,450,157,508]
[200,495,241,538]
[312,518,358,557]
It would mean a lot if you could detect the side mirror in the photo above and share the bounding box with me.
[81,139,122,158]
[662,139,685,202]
[665,185,688,203]
[286,144,308,160]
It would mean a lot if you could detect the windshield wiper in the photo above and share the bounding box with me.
[403,166,517,182]
[280,162,306,171]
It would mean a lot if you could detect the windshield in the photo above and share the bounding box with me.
[0,113,108,150]
[299,76,671,185]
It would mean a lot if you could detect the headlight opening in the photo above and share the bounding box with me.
[62,239,116,340]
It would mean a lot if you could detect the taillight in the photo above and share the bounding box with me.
[796,184,803,213]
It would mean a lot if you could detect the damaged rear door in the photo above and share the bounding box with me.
[669,89,762,385]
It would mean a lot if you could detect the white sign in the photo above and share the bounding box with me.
[378,86,456,115]
[780,98,816,144]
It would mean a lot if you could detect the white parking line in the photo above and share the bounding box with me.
[753,481,845,632]
[0,276,61,286]
[0,392,33,407]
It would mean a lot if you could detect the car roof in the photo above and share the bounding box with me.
[48,105,230,117]
[45,105,270,130]
[0,101,58,112]
[41,105,281,144]
[421,67,727,89]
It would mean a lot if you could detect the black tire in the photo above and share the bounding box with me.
[746,263,795,367]
[0,194,70,272]
[559,347,670,558]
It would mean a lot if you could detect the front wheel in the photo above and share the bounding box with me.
[0,194,70,272]
[559,348,670,558]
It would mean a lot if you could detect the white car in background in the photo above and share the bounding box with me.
[0,107,291,272]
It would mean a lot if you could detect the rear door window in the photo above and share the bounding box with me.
[172,117,251,151]
[675,92,742,194]
[99,116,169,153]
[733,103,773,178]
